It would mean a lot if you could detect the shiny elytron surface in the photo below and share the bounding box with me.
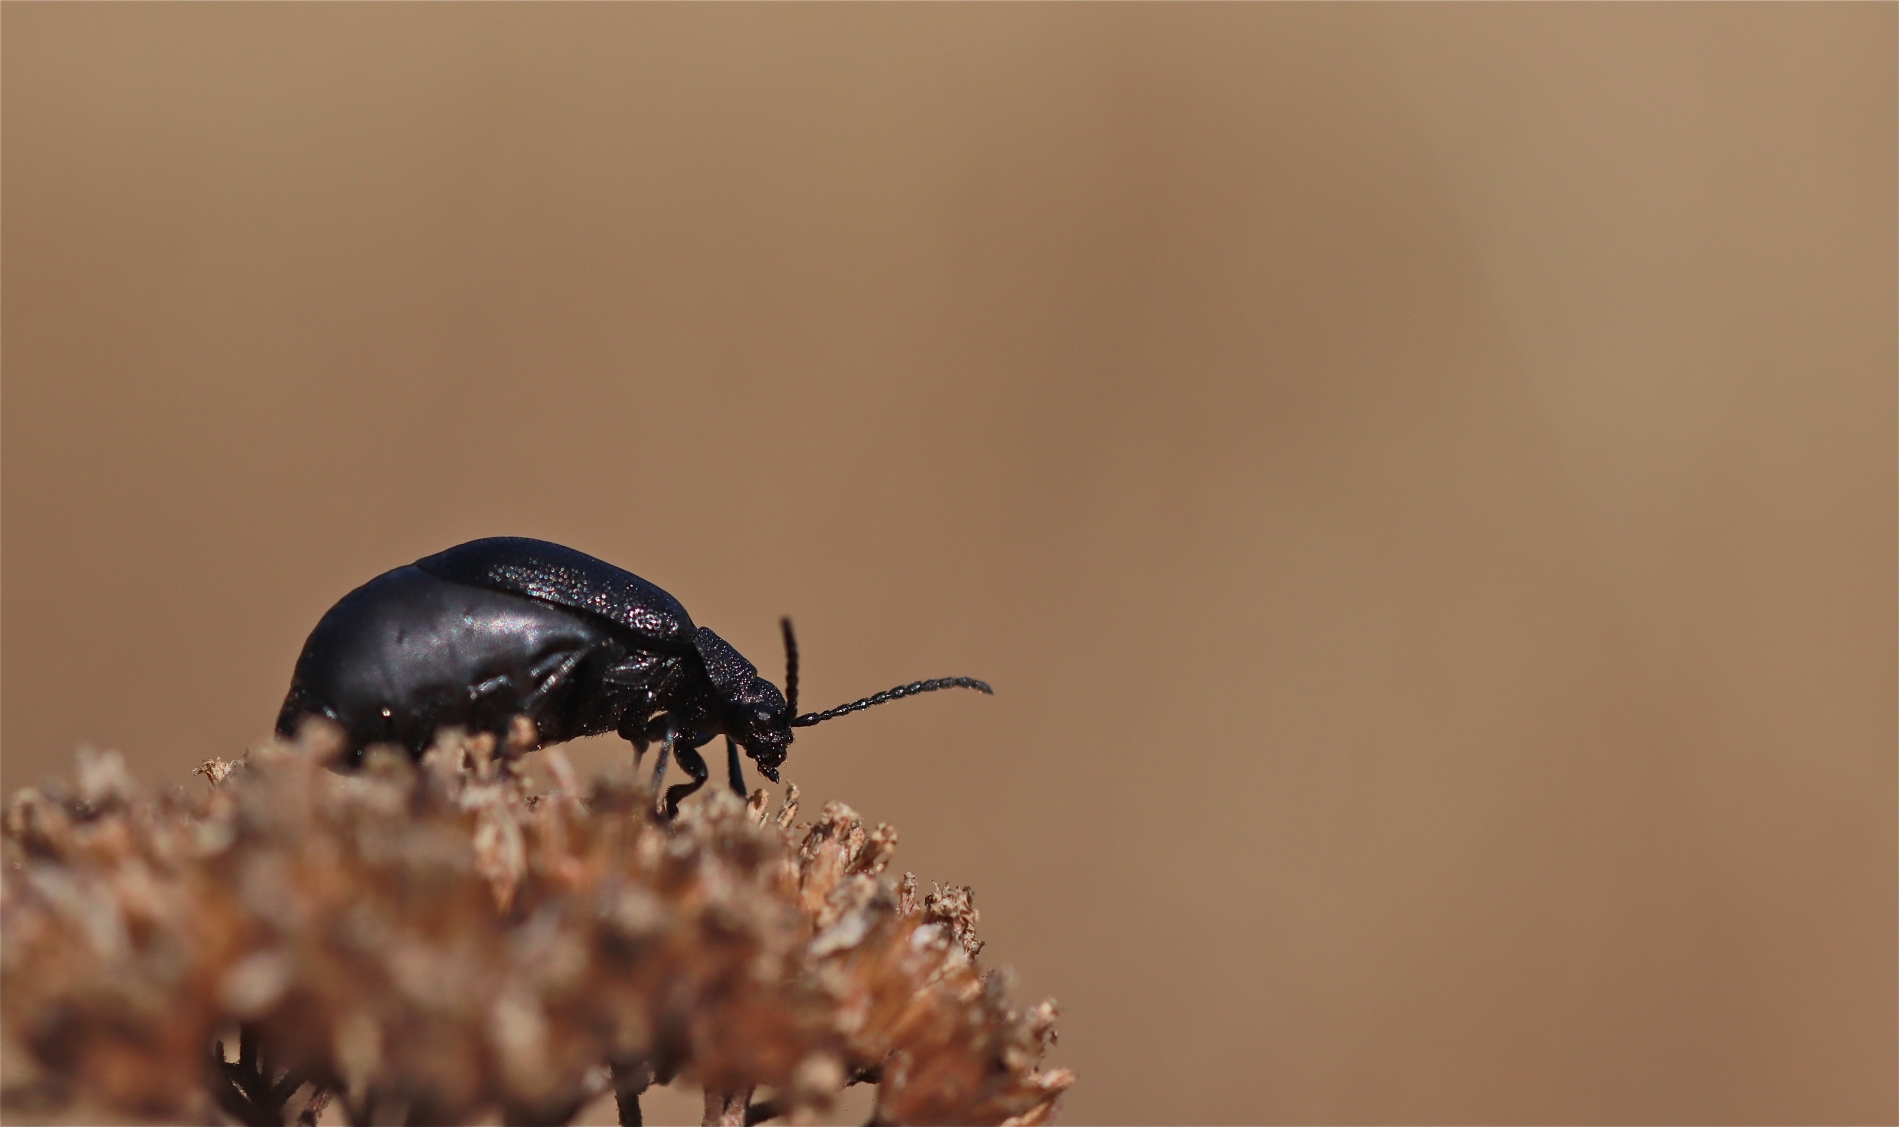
[417,536,694,646]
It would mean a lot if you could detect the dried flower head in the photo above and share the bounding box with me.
[1,737,1072,1125]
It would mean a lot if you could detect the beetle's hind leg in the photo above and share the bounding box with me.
[510,648,589,744]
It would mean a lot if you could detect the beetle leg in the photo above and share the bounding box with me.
[466,674,517,739]
[515,649,588,735]
[470,674,513,700]
[664,737,712,819]
[619,711,654,767]
[724,736,747,797]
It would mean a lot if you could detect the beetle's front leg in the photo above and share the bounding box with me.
[663,732,714,819]
[724,736,747,797]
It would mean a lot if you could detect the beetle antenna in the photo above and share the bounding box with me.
[780,617,800,719]
[790,677,992,727]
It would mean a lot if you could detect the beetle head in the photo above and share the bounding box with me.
[692,626,792,781]
[738,718,790,782]
[691,619,992,788]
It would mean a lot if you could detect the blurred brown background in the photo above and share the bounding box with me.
[4,5,1893,1124]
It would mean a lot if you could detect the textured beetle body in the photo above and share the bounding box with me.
[278,537,987,814]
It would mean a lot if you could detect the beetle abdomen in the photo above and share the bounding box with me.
[277,565,629,754]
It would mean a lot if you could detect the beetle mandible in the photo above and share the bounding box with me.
[275,537,991,815]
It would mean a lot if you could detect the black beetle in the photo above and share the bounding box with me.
[276,537,990,815]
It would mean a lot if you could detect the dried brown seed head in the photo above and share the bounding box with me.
[2,740,1072,1125]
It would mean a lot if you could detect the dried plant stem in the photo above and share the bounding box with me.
[296,1085,334,1127]
[611,1060,655,1127]
[209,1026,308,1127]
[703,1085,754,1126]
